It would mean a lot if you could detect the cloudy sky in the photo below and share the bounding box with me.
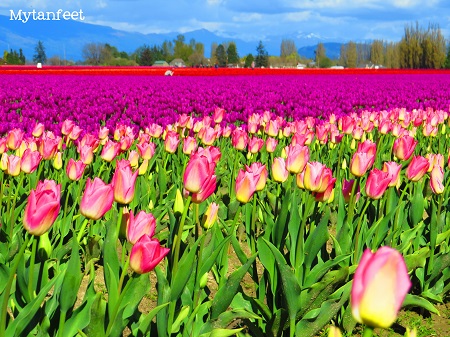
[1,0,449,42]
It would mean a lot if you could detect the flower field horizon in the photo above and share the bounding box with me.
[0,70,449,337]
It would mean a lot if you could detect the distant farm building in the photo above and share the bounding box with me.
[170,58,186,67]
[153,60,169,67]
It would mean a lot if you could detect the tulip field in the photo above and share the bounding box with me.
[0,69,450,337]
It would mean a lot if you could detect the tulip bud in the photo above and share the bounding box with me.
[202,202,219,229]
[174,189,184,214]
[199,272,208,289]
[327,326,342,337]
[53,151,63,170]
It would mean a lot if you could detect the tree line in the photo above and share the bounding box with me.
[2,22,450,69]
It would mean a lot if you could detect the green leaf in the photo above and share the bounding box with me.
[103,215,120,315]
[404,247,429,271]
[6,273,61,336]
[132,302,169,336]
[258,238,301,321]
[60,239,82,312]
[304,208,330,270]
[171,238,201,301]
[402,294,440,315]
[409,187,424,226]
[210,253,257,320]
[83,292,107,336]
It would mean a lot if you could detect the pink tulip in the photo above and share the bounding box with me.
[61,119,75,135]
[66,158,86,181]
[285,144,310,174]
[80,177,114,220]
[406,156,430,182]
[98,126,110,140]
[182,136,198,155]
[271,157,289,183]
[78,144,94,165]
[32,123,45,138]
[38,134,59,160]
[265,137,278,153]
[342,179,360,203]
[112,159,139,204]
[392,135,417,161]
[191,174,216,204]
[248,137,264,154]
[6,154,21,176]
[382,161,402,187]
[231,128,248,151]
[430,165,444,194]
[130,235,170,274]
[124,210,156,244]
[303,161,330,193]
[120,135,133,151]
[68,125,83,141]
[350,152,374,177]
[426,153,444,172]
[213,107,225,123]
[183,154,215,194]
[164,130,180,153]
[136,142,156,160]
[235,169,259,203]
[264,119,280,137]
[128,150,140,168]
[0,138,7,154]
[351,247,411,329]
[21,149,42,174]
[6,128,24,150]
[23,180,61,236]
[314,177,336,203]
[79,133,100,151]
[246,162,268,191]
[202,202,219,229]
[365,169,391,199]
[146,123,163,138]
[101,140,121,162]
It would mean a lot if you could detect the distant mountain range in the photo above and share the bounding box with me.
[0,14,345,62]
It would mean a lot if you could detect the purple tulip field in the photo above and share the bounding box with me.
[0,71,449,337]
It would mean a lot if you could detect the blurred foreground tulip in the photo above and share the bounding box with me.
[80,177,114,220]
[351,247,411,329]
[23,180,61,236]
[130,235,170,274]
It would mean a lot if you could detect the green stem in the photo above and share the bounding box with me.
[58,310,67,337]
[427,192,444,279]
[355,199,371,262]
[104,275,133,336]
[229,150,240,197]
[289,318,295,337]
[172,195,191,274]
[76,218,90,244]
[295,192,315,282]
[0,234,31,334]
[118,253,131,296]
[347,177,361,227]
[362,325,374,337]
[8,173,25,244]
[28,236,37,299]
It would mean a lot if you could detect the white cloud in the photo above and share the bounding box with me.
[232,13,262,22]
[284,11,312,22]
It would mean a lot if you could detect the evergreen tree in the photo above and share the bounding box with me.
[226,43,239,65]
[255,41,268,67]
[346,41,358,68]
[444,46,450,69]
[244,53,254,68]
[215,44,227,67]
[33,40,47,64]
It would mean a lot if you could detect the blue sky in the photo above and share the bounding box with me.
[1,0,449,42]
